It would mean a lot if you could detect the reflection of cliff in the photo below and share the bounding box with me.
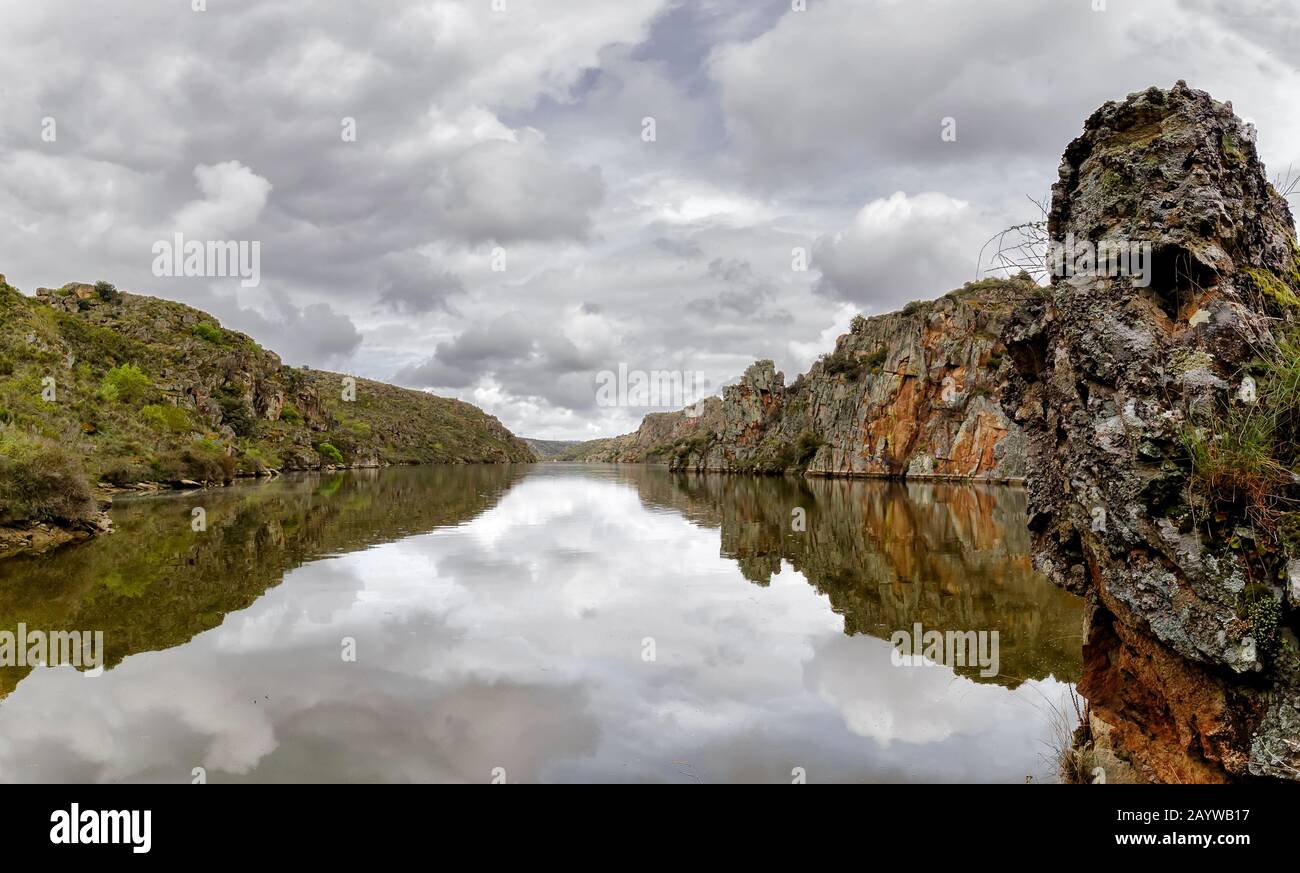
[622,467,1083,688]
[0,465,524,698]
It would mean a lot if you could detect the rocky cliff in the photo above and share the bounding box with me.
[1002,83,1300,782]
[581,276,1036,481]
[0,276,535,558]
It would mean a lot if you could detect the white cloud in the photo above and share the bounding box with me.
[813,191,989,309]
[172,162,273,238]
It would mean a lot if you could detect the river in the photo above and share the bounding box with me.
[0,464,1083,783]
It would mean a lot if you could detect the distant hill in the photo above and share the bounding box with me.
[0,275,535,556]
[524,438,611,460]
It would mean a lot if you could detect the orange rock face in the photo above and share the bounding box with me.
[586,276,1037,480]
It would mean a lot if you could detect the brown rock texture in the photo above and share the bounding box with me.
[0,510,112,562]
[1001,83,1300,782]
[582,276,1036,481]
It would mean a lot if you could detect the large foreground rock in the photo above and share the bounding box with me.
[1002,83,1300,781]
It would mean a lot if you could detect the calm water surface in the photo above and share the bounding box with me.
[0,464,1083,783]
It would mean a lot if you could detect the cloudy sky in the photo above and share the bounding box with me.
[1,0,1297,439]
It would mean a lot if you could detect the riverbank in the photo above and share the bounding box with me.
[0,458,540,562]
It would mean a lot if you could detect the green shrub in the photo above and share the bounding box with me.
[100,364,151,404]
[94,281,120,303]
[152,442,237,484]
[192,322,226,345]
[1182,405,1289,524]
[279,404,303,425]
[141,403,192,434]
[238,445,279,475]
[317,442,344,465]
[1182,326,1300,580]
[0,354,13,376]
[822,348,864,379]
[0,430,96,525]
[98,459,154,487]
[794,430,824,467]
[55,313,146,366]
[1244,586,1283,664]
[215,389,256,438]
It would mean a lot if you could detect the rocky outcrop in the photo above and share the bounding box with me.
[0,507,113,561]
[582,277,1035,481]
[1002,83,1300,782]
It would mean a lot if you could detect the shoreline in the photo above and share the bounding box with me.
[542,458,1027,485]
[0,458,535,563]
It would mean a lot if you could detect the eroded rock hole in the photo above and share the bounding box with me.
[1147,245,1217,320]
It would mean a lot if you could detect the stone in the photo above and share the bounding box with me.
[1002,82,1300,782]
[584,276,1036,481]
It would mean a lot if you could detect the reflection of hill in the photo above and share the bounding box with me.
[618,467,1083,688]
[0,465,524,698]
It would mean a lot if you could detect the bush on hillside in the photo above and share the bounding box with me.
[192,322,226,345]
[152,441,238,484]
[141,403,192,434]
[0,430,97,526]
[100,364,151,405]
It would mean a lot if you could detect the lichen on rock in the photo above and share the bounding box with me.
[1002,82,1300,782]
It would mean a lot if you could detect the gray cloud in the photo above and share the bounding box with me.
[0,0,1296,438]
[395,311,609,412]
[207,290,364,367]
[377,253,464,316]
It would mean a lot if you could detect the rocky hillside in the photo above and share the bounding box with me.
[0,276,534,558]
[1003,83,1300,782]
[579,275,1037,481]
